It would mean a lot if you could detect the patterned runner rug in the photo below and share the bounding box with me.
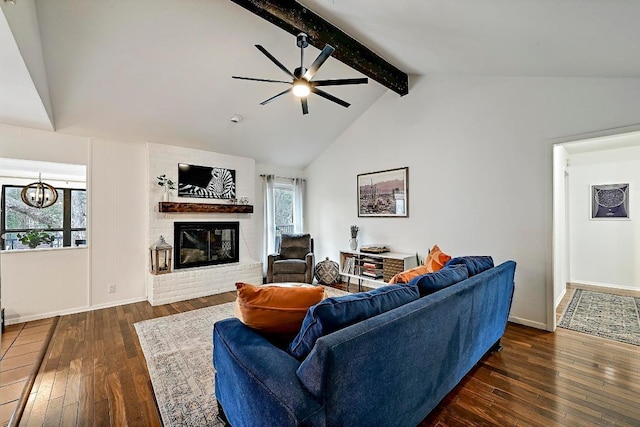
[134,286,348,427]
[558,288,640,346]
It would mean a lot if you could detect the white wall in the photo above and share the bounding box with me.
[0,124,149,323]
[568,145,640,290]
[0,124,89,323]
[2,247,88,320]
[306,75,640,330]
[90,137,148,307]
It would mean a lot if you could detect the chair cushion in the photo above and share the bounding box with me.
[287,284,420,360]
[273,259,308,274]
[234,283,325,335]
[424,245,451,272]
[445,256,494,276]
[280,234,312,260]
[407,264,469,297]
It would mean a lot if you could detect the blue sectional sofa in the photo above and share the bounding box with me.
[213,259,516,426]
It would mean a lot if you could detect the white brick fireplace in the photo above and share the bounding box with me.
[146,143,262,305]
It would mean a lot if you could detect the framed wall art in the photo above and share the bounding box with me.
[178,163,236,199]
[591,183,629,219]
[357,167,408,217]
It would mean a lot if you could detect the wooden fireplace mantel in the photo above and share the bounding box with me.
[158,202,254,214]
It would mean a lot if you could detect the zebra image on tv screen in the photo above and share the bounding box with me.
[178,163,236,199]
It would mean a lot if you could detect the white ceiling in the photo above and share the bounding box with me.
[2,0,640,168]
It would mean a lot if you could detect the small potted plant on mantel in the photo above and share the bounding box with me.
[17,230,56,249]
[157,174,176,202]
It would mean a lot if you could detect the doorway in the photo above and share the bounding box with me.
[552,130,640,330]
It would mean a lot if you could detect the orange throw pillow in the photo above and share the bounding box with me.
[388,265,430,284]
[234,283,326,334]
[388,245,452,284]
[425,245,451,273]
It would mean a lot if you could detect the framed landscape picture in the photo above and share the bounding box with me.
[358,167,408,217]
[178,163,236,199]
[591,183,629,219]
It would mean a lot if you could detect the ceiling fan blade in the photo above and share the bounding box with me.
[232,76,291,84]
[255,45,295,79]
[312,78,368,87]
[260,87,293,105]
[311,87,350,108]
[301,98,309,115]
[303,45,335,81]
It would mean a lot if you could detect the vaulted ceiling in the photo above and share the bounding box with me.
[2,1,640,168]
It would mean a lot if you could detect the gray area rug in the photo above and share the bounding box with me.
[558,288,640,346]
[134,286,348,427]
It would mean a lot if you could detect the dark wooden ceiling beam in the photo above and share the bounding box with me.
[229,0,409,96]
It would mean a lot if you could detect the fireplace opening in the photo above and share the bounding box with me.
[174,221,239,270]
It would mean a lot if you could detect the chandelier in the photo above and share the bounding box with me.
[21,174,58,209]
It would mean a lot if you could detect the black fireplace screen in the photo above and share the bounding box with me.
[174,221,239,269]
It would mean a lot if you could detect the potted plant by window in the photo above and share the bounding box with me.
[17,230,55,249]
[157,174,176,202]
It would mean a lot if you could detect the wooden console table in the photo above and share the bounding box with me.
[159,202,253,214]
[339,250,417,291]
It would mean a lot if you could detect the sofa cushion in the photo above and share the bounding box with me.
[424,245,451,272]
[287,284,420,360]
[445,256,494,276]
[407,264,469,297]
[234,283,325,335]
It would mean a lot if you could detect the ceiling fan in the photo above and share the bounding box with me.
[233,33,368,115]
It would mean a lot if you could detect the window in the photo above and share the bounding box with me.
[274,181,294,251]
[1,185,87,250]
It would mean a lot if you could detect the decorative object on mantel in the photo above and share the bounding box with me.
[158,202,253,214]
[239,197,249,205]
[349,225,359,250]
[150,236,172,275]
[157,174,176,202]
[21,173,58,209]
[357,167,408,217]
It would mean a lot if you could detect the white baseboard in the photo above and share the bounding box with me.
[570,280,640,293]
[4,296,148,326]
[554,287,567,309]
[508,315,548,331]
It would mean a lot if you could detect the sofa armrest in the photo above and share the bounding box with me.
[213,318,324,427]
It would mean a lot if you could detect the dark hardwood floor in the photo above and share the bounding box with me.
[15,285,640,426]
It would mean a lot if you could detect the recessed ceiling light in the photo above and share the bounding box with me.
[230,114,243,123]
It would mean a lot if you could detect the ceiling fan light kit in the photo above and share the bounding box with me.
[292,81,310,97]
[232,32,368,115]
